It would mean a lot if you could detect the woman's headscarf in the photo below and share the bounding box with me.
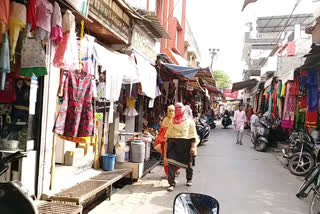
[173,102,186,124]
[185,105,193,119]
[161,105,175,128]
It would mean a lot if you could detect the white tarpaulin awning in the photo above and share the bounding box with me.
[264,77,273,89]
[278,70,294,84]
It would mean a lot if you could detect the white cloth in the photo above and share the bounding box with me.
[234,110,246,132]
[135,54,157,99]
[52,2,62,28]
[62,10,75,33]
[93,43,126,123]
[250,114,258,133]
[123,108,138,116]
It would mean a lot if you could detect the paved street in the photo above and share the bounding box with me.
[90,124,310,214]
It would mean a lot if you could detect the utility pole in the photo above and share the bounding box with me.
[209,48,219,71]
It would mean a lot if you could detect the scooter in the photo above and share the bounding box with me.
[196,118,210,146]
[0,151,38,214]
[221,114,232,129]
[173,193,219,214]
[251,116,271,152]
[207,116,216,129]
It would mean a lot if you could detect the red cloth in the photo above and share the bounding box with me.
[0,0,9,24]
[27,0,37,30]
[0,74,16,103]
[173,103,186,124]
[299,96,307,110]
[306,111,318,128]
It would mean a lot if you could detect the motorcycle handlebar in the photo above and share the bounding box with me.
[1,152,26,164]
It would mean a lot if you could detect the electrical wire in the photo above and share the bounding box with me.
[249,0,303,59]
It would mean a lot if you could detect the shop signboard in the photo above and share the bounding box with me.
[89,0,131,43]
[131,25,157,61]
[224,89,238,99]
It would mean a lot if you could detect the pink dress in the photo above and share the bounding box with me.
[234,110,246,132]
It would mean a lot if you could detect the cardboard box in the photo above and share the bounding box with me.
[64,148,84,166]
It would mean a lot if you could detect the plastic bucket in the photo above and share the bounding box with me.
[102,153,116,171]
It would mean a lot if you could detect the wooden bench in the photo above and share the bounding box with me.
[50,168,133,206]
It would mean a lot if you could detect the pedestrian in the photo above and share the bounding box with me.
[165,102,198,192]
[250,111,259,135]
[154,105,175,177]
[245,104,253,129]
[234,105,246,145]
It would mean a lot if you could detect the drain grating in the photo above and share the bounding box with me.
[51,180,109,205]
[91,169,132,182]
[38,201,82,214]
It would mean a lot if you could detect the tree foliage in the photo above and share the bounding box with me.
[212,70,231,89]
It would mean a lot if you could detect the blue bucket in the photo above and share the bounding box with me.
[102,153,116,171]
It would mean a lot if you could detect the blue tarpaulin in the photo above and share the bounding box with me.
[162,63,200,80]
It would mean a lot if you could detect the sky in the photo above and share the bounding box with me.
[187,0,318,83]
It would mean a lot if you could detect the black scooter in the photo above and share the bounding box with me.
[196,118,210,146]
[251,116,271,152]
[0,152,38,214]
[221,114,232,129]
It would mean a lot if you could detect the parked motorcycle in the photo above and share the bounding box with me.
[174,193,219,214]
[0,151,38,214]
[283,130,320,176]
[196,118,210,146]
[207,116,216,129]
[251,116,272,152]
[221,114,232,129]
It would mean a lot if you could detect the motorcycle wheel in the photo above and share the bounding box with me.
[289,153,315,176]
[297,165,320,198]
[255,140,267,152]
[310,188,320,214]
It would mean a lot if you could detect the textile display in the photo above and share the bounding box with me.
[295,98,306,130]
[35,0,53,41]
[20,37,47,77]
[26,0,36,30]
[0,33,10,90]
[53,70,95,137]
[9,1,26,62]
[281,78,299,130]
[123,96,138,116]
[50,2,62,41]
[306,71,318,128]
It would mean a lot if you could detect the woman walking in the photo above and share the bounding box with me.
[234,105,246,145]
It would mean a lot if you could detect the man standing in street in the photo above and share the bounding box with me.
[165,103,198,192]
[234,105,246,145]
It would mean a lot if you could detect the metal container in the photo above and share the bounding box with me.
[2,140,19,150]
[131,140,145,163]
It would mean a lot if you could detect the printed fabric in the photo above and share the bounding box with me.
[20,37,47,77]
[53,70,95,137]
[281,79,298,130]
[307,71,318,112]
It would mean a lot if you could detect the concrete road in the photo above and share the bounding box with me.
[90,124,310,214]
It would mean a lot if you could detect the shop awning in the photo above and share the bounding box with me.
[250,82,263,96]
[135,9,170,39]
[162,63,201,80]
[231,79,258,92]
[278,70,295,84]
[264,77,274,89]
[164,48,188,66]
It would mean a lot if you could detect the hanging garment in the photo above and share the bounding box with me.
[0,33,10,90]
[272,83,278,117]
[281,80,297,130]
[53,32,79,70]
[9,2,26,62]
[20,37,47,77]
[80,34,95,74]
[307,71,318,112]
[62,10,75,33]
[50,2,62,41]
[0,0,10,25]
[267,85,273,113]
[123,97,138,116]
[277,81,282,99]
[300,70,308,92]
[295,98,306,130]
[36,0,53,33]
[53,70,95,137]
[306,111,318,128]
[281,84,286,97]
[26,0,36,30]
[0,74,16,103]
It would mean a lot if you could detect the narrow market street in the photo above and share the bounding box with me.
[90,123,309,214]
